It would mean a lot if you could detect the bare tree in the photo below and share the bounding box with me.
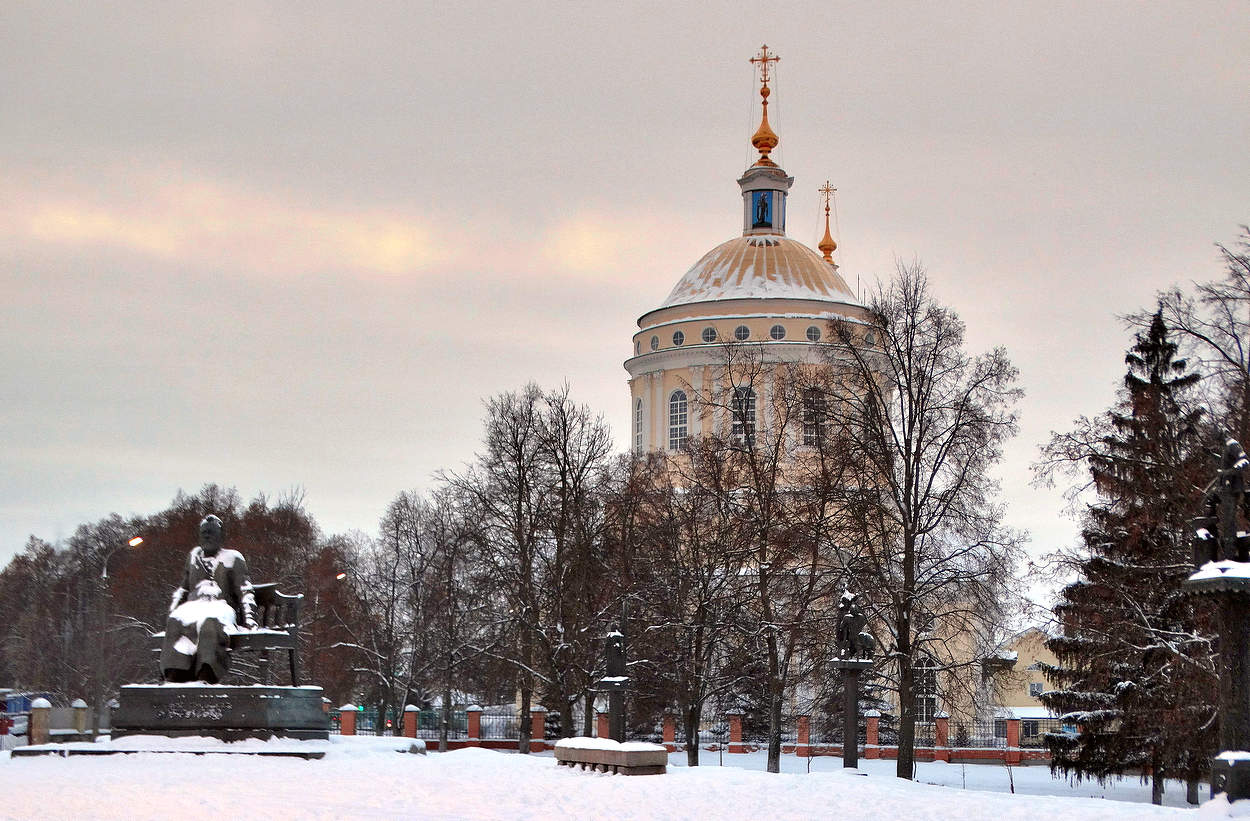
[821,262,1024,779]
[682,343,848,773]
[533,386,615,737]
[1150,227,1250,438]
[446,384,552,753]
[628,445,756,765]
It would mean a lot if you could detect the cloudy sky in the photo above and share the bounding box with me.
[2,3,1246,595]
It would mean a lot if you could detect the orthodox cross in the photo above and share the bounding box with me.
[750,44,779,86]
[819,181,837,215]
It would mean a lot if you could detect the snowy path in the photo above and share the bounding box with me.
[0,738,1212,820]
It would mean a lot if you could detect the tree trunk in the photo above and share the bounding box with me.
[439,683,451,753]
[582,692,594,737]
[1152,768,1164,805]
[685,705,701,767]
[1187,776,1200,805]
[518,686,532,754]
[896,660,916,780]
[767,687,783,774]
[560,698,574,739]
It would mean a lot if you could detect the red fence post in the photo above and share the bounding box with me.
[662,714,676,750]
[727,713,744,754]
[339,704,357,736]
[1006,718,1021,765]
[530,706,546,753]
[865,711,880,759]
[466,705,482,747]
[796,715,811,758]
[403,704,418,738]
[597,711,610,739]
[934,714,950,762]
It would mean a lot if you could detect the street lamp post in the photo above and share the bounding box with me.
[102,536,143,580]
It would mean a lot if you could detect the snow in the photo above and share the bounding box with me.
[0,737,1214,820]
[29,698,50,709]
[553,737,665,752]
[1190,560,1250,581]
[1218,751,1250,763]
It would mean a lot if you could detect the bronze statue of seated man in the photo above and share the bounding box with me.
[160,515,258,683]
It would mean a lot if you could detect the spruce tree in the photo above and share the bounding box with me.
[1039,310,1216,804]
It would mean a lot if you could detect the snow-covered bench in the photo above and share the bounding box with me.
[151,583,304,685]
[554,737,667,775]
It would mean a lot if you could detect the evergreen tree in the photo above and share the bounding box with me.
[1038,310,1216,804]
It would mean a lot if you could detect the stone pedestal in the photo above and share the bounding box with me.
[111,684,329,741]
[832,658,872,768]
[1184,565,1250,801]
[1214,756,1250,801]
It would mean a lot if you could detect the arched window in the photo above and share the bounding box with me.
[802,388,826,446]
[731,386,756,445]
[634,399,644,452]
[668,390,688,451]
[914,654,939,723]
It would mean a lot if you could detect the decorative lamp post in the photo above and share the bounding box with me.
[1185,438,1250,800]
[831,590,875,769]
[102,536,143,580]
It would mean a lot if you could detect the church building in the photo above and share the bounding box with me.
[626,46,870,452]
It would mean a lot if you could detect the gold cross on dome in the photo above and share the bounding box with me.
[750,44,779,85]
[819,181,837,212]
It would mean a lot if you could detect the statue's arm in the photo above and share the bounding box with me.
[234,554,258,629]
[168,551,192,616]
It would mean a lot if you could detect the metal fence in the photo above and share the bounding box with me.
[414,710,468,740]
[949,719,1007,749]
[674,718,729,748]
[1021,717,1068,748]
[480,712,520,739]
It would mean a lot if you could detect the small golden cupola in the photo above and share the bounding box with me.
[818,181,838,266]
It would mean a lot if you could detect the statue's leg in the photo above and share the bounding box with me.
[196,617,231,683]
[160,615,195,682]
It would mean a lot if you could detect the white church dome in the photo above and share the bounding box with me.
[661,234,858,309]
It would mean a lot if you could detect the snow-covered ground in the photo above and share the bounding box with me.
[0,737,1234,820]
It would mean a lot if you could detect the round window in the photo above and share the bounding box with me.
[634,340,641,355]
[701,327,717,343]
[673,330,685,346]
[770,324,786,340]
[650,335,659,351]
[865,331,877,346]
[806,326,822,342]
[734,325,750,341]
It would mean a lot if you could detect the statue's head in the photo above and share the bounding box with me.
[199,515,224,555]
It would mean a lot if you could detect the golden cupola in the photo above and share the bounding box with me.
[749,44,780,168]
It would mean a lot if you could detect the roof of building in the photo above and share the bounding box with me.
[660,234,860,309]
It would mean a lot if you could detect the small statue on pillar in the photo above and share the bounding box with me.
[1194,438,1250,564]
[605,630,627,679]
[835,591,875,660]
